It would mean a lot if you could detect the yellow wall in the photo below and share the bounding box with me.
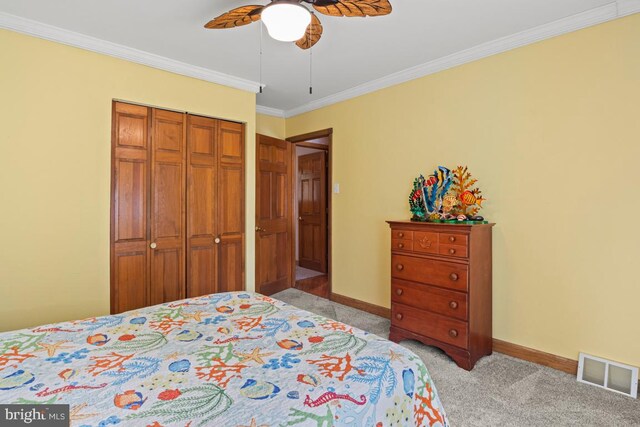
[286,15,640,367]
[256,113,286,139]
[0,29,257,331]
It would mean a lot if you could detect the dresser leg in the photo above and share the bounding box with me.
[449,353,473,371]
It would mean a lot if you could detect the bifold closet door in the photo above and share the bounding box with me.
[149,109,186,305]
[111,103,186,313]
[186,117,245,297]
[111,102,150,313]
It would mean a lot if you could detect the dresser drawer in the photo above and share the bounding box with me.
[438,244,468,258]
[392,229,413,240]
[392,303,468,349]
[440,232,468,246]
[392,280,468,321]
[391,254,469,292]
[413,231,439,255]
[392,238,413,251]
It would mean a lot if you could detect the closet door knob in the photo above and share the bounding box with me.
[214,237,221,244]
[298,216,303,221]
[396,264,404,271]
[449,329,458,338]
[449,273,459,281]
[150,242,157,249]
[449,301,458,309]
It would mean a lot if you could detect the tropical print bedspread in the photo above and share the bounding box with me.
[0,292,448,426]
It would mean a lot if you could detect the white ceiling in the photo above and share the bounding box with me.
[0,0,624,112]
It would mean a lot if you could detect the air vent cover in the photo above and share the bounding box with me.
[577,353,638,398]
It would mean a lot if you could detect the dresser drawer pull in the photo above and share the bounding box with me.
[449,301,458,309]
[398,243,404,249]
[449,236,456,242]
[449,273,459,281]
[396,313,403,320]
[449,248,456,255]
[449,329,458,338]
[396,264,404,271]
[396,288,404,296]
[398,232,404,238]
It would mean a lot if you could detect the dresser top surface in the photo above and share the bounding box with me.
[387,220,495,229]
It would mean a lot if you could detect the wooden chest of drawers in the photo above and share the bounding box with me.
[387,221,494,370]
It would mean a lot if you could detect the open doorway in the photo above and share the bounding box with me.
[288,130,332,299]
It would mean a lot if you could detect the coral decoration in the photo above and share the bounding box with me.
[451,166,485,217]
[409,164,487,222]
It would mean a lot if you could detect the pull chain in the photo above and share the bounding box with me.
[309,27,313,95]
[259,22,263,94]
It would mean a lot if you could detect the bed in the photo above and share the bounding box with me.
[0,292,448,426]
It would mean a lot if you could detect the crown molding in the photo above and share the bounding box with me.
[0,12,262,94]
[283,1,640,118]
[256,105,286,118]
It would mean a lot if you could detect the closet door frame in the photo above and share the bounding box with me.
[111,100,246,314]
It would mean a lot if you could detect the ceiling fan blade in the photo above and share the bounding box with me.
[204,5,263,29]
[312,0,391,17]
[296,13,323,50]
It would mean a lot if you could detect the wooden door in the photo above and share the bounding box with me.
[149,109,186,305]
[256,134,293,295]
[111,102,150,313]
[298,151,327,272]
[186,115,218,298]
[217,121,245,293]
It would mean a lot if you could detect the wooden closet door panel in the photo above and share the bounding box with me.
[150,109,186,305]
[218,237,243,292]
[218,121,245,291]
[187,115,218,297]
[111,102,150,313]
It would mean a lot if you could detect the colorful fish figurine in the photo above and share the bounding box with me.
[113,390,146,410]
[297,374,320,387]
[58,368,77,381]
[459,190,484,206]
[0,370,35,390]
[240,379,280,400]
[168,359,191,373]
[216,306,234,314]
[176,330,203,342]
[423,166,453,214]
[86,333,109,346]
[277,339,303,350]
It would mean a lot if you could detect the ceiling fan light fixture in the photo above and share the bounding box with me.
[261,2,312,42]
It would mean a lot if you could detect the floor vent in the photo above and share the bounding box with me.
[577,353,638,398]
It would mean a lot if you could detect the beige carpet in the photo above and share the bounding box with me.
[273,288,640,426]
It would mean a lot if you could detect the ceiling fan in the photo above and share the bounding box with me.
[204,0,392,49]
